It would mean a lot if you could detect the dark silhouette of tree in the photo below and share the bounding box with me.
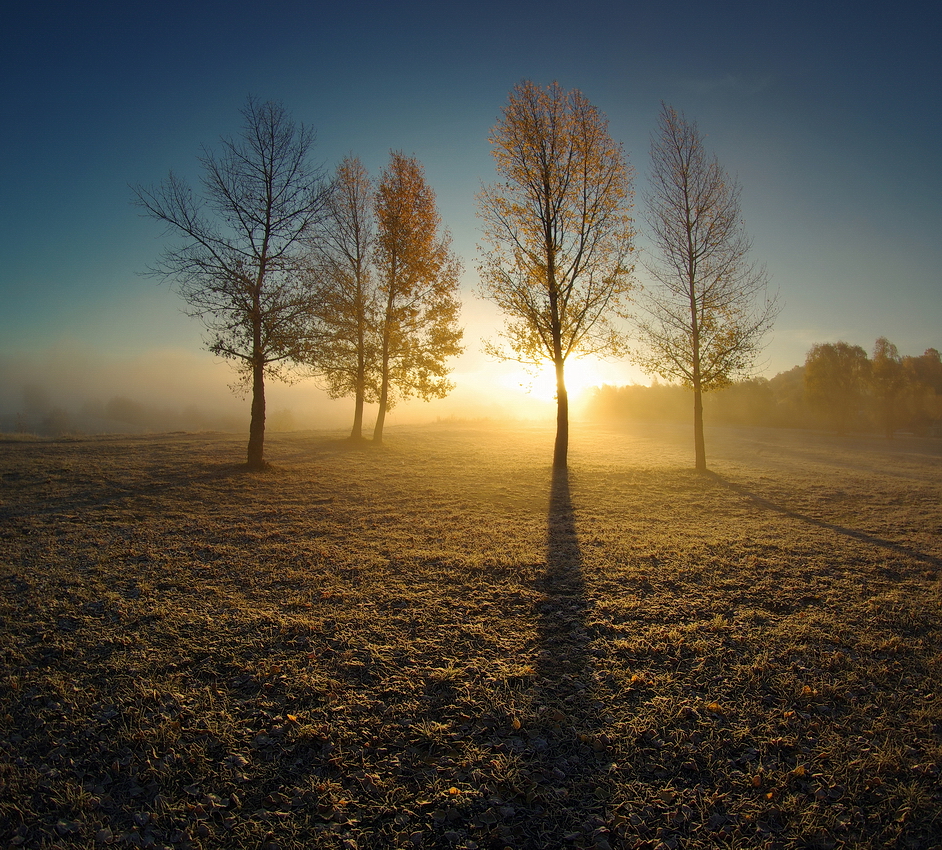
[804,341,870,434]
[632,104,778,471]
[309,156,380,440]
[476,80,635,468]
[372,152,463,443]
[871,337,906,438]
[133,97,327,469]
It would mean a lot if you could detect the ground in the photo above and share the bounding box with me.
[1,421,940,849]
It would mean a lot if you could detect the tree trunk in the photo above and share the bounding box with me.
[688,274,705,471]
[373,351,389,443]
[351,388,364,440]
[351,304,367,441]
[553,358,569,469]
[351,343,365,440]
[693,383,706,472]
[373,397,387,443]
[247,356,266,469]
[374,289,394,444]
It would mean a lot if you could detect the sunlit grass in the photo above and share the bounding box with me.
[0,422,940,848]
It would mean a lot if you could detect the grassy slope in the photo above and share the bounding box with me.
[0,422,940,849]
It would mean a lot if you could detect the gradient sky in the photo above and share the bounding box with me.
[2,0,940,426]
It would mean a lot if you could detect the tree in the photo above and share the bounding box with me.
[372,151,464,443]
[476,81,635,468]
[803,341,870,434]
[907,347,942,395]
[309,156,379,440]
[871,337,906,438]
[903,347,942,434]
[133,97,326,469]
[632,104,778,471]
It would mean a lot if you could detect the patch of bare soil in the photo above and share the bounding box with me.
[1,422,940,849]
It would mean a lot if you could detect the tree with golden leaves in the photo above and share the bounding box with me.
[372,152,463,443]
[309,156,380,440]
[633,104,778,471]
[477,81,635,468]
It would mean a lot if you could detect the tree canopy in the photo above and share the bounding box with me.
[372,152,464,443]
[804,341,871,434]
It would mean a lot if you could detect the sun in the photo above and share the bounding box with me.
[502,356,607,403]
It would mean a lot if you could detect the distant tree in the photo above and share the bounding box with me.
[766,364,810,428]
[903,347,942,434]
[133,97,327,469]
[372,152,464,443]
[905,347,942,396]
[309,156,380,440]
[704,377,776,427]
[803,341,870,434]
[632,104,778,471]
[476,81,635,468]
[870,337,906,438]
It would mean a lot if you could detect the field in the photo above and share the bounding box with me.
[1,422,941,850]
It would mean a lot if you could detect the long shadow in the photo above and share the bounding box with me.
[709,471,942,568]
[0,460,253,523]
[521,465,609,846]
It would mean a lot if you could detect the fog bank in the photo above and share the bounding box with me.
[0,343,560,437]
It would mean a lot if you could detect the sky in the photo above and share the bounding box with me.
[2,0,940,430]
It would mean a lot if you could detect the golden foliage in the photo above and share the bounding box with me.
[373,152,463,440]
[476,81,635,369]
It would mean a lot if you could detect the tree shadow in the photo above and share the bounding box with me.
[708,471,942,568]
[0,460,258,524]
[520,465,610,845]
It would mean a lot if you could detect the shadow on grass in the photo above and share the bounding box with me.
[522,465,610,844]
[0,461,261,523]
[710,471,942,568]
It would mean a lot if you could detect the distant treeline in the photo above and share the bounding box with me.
[584,340,942,437]
[0,388,252,437]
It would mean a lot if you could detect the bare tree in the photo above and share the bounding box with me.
[309,156,379,440]
[632,104,778,471]
[372,151,464,443]
[133,98,327,469]
[477,81,635,468]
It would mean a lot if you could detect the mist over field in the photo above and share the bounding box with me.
[0,345,563,437]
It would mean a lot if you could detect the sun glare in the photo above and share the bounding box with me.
[502,357,607,403]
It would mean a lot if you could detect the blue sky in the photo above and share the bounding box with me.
[2,0,939,425]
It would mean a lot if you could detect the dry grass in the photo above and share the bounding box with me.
[1,422,940,850]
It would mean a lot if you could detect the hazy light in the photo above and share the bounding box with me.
[500,356,611,403]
